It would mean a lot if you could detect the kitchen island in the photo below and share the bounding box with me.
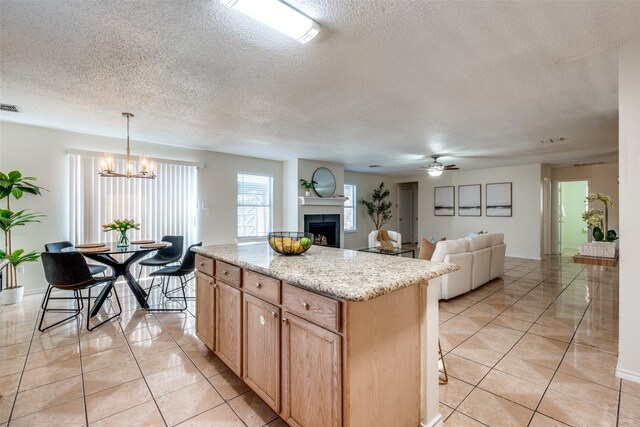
[193,243,458,427]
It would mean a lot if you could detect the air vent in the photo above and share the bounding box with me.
[540,137,565,144]
[573,161,606,167]
[0,104,20,113]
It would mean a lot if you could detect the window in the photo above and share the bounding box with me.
[69,154,198,246]
[344,184,356,232]
[237,173,273,240]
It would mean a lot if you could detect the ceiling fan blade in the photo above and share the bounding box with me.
[444,164,456,168]
[444,166,460,170]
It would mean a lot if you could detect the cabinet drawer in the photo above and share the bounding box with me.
[215,260,241,287]
[195,255,214,277]
[282,283,340,332]
[243,270,281,304]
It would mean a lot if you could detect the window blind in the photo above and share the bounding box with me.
[69,154,198,246]
[237,173,273,240]
[344,184,356,232]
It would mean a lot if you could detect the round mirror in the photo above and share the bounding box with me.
[312,167,336,198]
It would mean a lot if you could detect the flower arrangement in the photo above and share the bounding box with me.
[102,219,140,246]
[582,192,617,242]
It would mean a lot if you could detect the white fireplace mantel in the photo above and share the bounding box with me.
[298,196,348,206]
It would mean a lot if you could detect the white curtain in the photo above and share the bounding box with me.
[69,154,198,246]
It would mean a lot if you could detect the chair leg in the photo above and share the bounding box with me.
[438,339,449,385]
[86,283,122,331]
[38,288,82,332]
[145,275,186,312]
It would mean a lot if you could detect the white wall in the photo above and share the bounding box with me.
[0,121,282,293]
[617,37,640,383]
[344,171,399,249]
[413,164,543,259]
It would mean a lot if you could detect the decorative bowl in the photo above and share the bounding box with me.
[268,232,314,255]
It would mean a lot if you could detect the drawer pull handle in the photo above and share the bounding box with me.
[199,262,204,266]
[282,317,288,324]
[302,302,310,310]
[271,311,277,318]
[222,270,228,275]
[256,283,262,289]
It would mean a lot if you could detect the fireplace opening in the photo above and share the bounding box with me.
[304,214,340,248]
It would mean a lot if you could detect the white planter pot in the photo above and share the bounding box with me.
[0,286,24,305]
[305,190,311,197]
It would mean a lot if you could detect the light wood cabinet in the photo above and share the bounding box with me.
[243,293,280,411]
[214,281,242,376]
[196,254,429,427]
[281,313,341,427]
[195,271,214,350]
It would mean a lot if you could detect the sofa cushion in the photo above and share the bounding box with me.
[487,233,505,247]
[418,237,446,260]
[466,234,490,251]
[431,238,469,262]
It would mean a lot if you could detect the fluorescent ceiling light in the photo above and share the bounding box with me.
[222,0,320,44]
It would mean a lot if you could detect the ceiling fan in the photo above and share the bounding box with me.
[420,155,460,176]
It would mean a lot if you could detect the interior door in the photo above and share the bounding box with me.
[398,187,412,243]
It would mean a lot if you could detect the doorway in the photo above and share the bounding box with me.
[398,182,419,244]
[558,180,589,254]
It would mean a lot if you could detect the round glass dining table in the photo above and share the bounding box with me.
[63,241,170,314]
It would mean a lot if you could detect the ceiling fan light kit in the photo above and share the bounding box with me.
[425,154,459,177]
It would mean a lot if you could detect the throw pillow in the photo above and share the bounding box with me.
[419,237,446,260]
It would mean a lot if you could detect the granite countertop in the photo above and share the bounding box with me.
[193,242,459,302]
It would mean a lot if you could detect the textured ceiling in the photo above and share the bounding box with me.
[1,1,639,174]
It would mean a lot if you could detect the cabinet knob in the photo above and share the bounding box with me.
[302,302,310,310]
[256,282,262,289]
[213,284,218,288]
[199,262,205,266]
[222,270,228,275]
[271,311,277,318]
[282,317,288,324]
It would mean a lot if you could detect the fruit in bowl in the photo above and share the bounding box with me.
[268,232,314,255]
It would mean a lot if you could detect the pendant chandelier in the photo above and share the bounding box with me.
[98,113,156,179]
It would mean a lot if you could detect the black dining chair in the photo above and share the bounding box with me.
[137,235,184,281]
[39,252,121,332]
[145,242,202,311]
[42,241,109,311]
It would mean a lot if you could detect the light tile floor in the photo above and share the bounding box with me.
[0,252,633,426]
[440,252,634,427]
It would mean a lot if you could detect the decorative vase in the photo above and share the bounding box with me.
[117,230,129,247]
[0,286,24,305]
[305,190,311,197]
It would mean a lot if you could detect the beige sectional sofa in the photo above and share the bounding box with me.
[431,233,506,300]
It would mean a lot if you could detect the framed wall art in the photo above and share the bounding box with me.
[434,186,455,216]
[486,182,512,217]
[458,184,481,216]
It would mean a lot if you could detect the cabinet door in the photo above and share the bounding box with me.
[281,313,342,427]
[195,272,214,350]
[243,294,280,411]
[214,281,242,376]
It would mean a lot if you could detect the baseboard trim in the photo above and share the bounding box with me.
[421,413,443,427]
[616,366,640,384]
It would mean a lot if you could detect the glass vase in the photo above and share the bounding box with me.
[117,230,129,247]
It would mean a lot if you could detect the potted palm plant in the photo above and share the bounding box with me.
[0,170,46,304]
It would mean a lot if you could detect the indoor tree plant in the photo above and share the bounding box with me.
[359,182,392,230]
[0,170,46,304]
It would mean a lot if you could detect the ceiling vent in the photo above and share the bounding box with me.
[0,104,20,113]
[573,161,606,167]
[540,137,565,144]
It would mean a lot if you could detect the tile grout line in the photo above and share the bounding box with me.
[443,257,588,425]
[5,297,46,426]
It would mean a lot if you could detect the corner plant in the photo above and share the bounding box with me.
[0,170,46,290]
[358,182,392,230]
[581,192,617,242]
